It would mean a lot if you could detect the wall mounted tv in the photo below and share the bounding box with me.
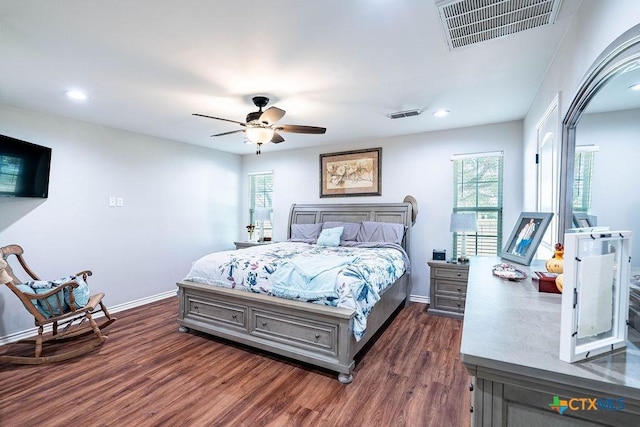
[0,134,52,198]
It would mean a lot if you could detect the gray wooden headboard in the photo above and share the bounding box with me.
[287,202,413,255]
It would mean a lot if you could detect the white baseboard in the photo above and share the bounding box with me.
[409,294,429,304]
[1,290,426,345]
[0,290,177,346]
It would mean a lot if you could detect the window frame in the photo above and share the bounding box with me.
[572,146,597,213]
[249,171,274,238]
[451,151,504,259]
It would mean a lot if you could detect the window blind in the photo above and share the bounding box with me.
[452,152,504,258]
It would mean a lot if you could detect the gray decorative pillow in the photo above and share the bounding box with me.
[290,223,323,240]
[356,221,406,245]
[322,221,360,242]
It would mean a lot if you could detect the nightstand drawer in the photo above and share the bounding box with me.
[432,266,468,281]
[434,279,467,295]
[434,295,465,312]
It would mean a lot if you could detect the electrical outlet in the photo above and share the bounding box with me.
[109,196,116,207]
[116,197,124,207]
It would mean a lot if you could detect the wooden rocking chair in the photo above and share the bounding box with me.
[0,244,116,364]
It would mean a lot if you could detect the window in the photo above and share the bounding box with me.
[452,152,504,258]
[0,155,22,193]
[249,171,273,239]
[572,147,597,212]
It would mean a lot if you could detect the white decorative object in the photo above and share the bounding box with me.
[254,207,271,242]
[450,212,477,263]
[559,230,632,363]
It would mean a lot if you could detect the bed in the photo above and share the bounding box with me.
[176,202,413,383]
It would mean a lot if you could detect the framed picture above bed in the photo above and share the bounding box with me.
[319,147,381,197]
[500,212,554,266]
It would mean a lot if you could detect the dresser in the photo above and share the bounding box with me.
[461,257,640,426]
[427,260,469,318]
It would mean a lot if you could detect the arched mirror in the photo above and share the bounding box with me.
[560,24,640,271]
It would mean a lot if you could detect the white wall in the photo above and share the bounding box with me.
[241,121,523,299]
[0,105,242,337]
[523,1,640,209]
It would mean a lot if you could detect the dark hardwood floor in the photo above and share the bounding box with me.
[0,297,471,426]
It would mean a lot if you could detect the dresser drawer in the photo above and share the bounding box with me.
[251,309,338,355]
[434,279,467,295]
[432,266,468,281]
[185,295,247,329]
[434,294,465,312]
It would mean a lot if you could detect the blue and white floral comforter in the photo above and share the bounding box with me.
[184,241,409,341]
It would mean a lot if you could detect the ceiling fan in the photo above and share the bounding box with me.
[193,96,326,154]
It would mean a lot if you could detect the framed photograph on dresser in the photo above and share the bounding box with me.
[500,212,553,266]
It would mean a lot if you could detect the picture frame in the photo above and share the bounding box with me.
[572,212,593,228]
[559,230,632,363]
[319,148,381,197]
[500,212,554,265]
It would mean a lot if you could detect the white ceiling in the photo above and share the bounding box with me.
[0,0,582,155]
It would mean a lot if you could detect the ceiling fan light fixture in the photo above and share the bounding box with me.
[245,126,275,144]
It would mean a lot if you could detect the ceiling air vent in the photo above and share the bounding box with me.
[436,0,563,50]
[386,109,422,119]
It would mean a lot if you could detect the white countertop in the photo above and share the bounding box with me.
[460,256,640,399]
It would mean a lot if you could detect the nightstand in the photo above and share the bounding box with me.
[427,260,469,318]
[234,241,273,250]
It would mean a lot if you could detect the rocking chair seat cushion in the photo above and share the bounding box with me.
[63,275,90,308]
[15,284,39,308]
[25,275,90,317]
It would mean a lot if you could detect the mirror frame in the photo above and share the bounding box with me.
[559,24,640,240]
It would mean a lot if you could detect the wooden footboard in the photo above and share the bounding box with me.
[176,274,408,383]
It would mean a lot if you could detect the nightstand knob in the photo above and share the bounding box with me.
[457,272,462,277]
[457,287,462,292]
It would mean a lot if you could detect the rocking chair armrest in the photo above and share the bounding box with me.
[75,270,93,280]
[22,281,77,300]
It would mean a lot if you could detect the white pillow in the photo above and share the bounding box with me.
[316,226,344,247]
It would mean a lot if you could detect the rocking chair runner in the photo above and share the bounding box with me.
[0,244,116,364]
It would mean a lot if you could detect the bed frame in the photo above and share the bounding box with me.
[176,202,413,383]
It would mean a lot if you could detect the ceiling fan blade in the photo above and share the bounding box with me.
[193,113,246,126]
[259,107,286,124]
[271,132,285,144]
[211,129,244,137]
[277,124,326,134]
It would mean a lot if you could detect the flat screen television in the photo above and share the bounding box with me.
[0,134,51,198]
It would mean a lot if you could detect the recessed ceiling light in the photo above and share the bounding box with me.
[629,83,640,91]
[433,109,450,117]
[66,90,88,100]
